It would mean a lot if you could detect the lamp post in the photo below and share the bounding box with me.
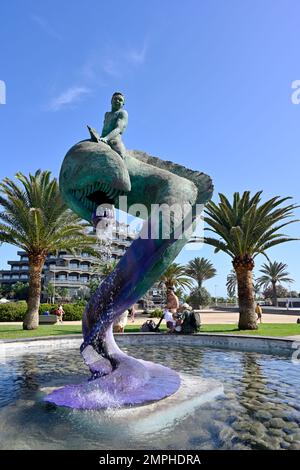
[289,281,293,309]
[53,270,56,304]
[214,284,217,307]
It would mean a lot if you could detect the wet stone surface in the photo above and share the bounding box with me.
[0,345,299,450]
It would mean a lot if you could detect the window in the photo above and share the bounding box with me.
[70,262,79,269]
[81,263,89,271]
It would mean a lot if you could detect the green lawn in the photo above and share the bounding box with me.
[0,323,299,340]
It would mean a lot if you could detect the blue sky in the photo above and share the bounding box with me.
[0,0,299,297]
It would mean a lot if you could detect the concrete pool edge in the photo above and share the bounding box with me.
[0,332,298,358]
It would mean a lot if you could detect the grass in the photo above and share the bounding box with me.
[0,323,299,340]
[200,323,300,337]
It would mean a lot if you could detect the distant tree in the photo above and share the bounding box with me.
[98,260,118,278]
[188,287,212,309]
[263,285,289,301]
[88,278,100,296]
[174,287,184,302]
[185,257,216,288]
[159,263,194,290]
[257,261,294,306]
[12,282,29,300]
[226,270,237,298]
[45,282,55,303]
[0,284,13,299]
[57,287,69,302]
[76,286,90,301]
[253,282,262,300]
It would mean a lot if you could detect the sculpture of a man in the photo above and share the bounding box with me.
[88,92,128,159]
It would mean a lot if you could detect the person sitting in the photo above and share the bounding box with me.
[173,312,184,333]
[163,308,176,332]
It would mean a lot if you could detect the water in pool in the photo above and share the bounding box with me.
[0,345,299,450]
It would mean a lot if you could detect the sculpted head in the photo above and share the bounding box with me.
[111,92,125,111]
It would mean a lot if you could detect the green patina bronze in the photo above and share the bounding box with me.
[59,93,214,338]
[88,91,128,158]
[45,93,214,409]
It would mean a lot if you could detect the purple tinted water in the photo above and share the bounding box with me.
[0,345,299,450]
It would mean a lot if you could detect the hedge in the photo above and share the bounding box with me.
[0,302,85,322]
[149,308,163,318]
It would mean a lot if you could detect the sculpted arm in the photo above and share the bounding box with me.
[101,111,128,143]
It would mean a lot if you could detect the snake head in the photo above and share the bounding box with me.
[59,140,131,222]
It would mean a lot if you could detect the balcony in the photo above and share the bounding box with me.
[46,265,93,273]
[53,279,90,286]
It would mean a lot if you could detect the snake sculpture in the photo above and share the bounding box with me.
[45,100,213,409]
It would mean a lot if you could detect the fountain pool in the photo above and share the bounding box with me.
[0,343,299,450]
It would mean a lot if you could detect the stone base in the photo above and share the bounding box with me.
[113,374,223,435]
[41,374,223,435]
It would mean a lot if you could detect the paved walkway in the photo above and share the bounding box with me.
[2,309,300,326]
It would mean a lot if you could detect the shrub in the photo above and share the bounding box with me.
[39,303,54,314]
[39,303,84,320]
[149,308,163,318]
[0,301,27,321]
[0,302,85,322]
[188,287,212,309]
[62,303,85,321]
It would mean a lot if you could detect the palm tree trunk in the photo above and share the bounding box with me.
[23,254,46,330]
[271,281,278,307]
[234,257,257,330]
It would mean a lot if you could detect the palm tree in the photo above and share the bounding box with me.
[159,262,194,290]
[0,170,96,330]
[204,191,298,330]
[185,257,216,288]
[257,261,294,306]
[45,282,56,304]
[99,259,118,278]
[253,281,261,300]
[226,270,237,298]
[227,270,261,300]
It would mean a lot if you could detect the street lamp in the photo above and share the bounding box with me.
[289,281,293,309]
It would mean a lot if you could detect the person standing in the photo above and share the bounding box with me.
[57,304,64,324]
[113,310,129,333]
[166,287,179,314]
[129,305,136,323]
[255,303,263,324]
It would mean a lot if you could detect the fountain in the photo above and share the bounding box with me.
[44,92,222,410]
